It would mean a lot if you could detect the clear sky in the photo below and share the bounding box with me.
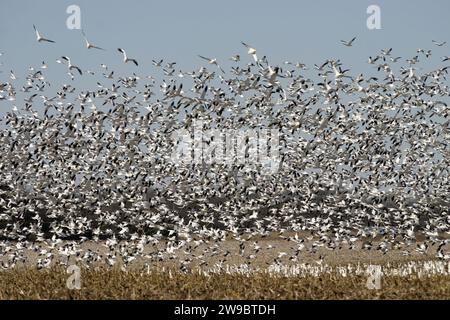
[1,0,450,104]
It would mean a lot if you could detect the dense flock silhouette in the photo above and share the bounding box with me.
[0,29,449,269]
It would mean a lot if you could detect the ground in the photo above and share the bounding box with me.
[0,236,449,299]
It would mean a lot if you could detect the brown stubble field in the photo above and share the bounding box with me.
[0,265,449,299]
[1,236,449,299]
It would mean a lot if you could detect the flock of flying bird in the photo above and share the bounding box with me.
[0,26,449,270]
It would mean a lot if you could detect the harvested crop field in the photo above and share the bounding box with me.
[0,261,450,300]
[1,238,449,299]
[0,265,449,300]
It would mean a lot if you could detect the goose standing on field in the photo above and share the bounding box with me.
[33,25,55,43]
[117,48,138,66]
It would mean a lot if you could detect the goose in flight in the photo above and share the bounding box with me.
[198,55,225,73]
[389,56,402,63]
[24,93,38,103]
[381,48,393,56]
[331,61,351,80]
[61,56,82,75]
[81,30,105,50]
[230,54,240,62]
[314,60,330,70]
[33,25,55,43]
[152,59,163,67]
[165,62,176,69]
[117,48,138,66]
[432,40,447,47]
[417,48,432,58]
[241,42,258,62]
[340,37,356,47]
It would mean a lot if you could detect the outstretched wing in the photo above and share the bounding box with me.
[74,67,83,75]
[91,44,105,51]
[218,65,225,74]
[82,30,105,50]
[33,24,40,38]
[198,55,211,62]
[42,38,55,43]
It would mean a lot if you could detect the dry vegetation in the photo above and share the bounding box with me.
[0,267,449,299]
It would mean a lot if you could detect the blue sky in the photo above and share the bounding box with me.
[1,0,450,99]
